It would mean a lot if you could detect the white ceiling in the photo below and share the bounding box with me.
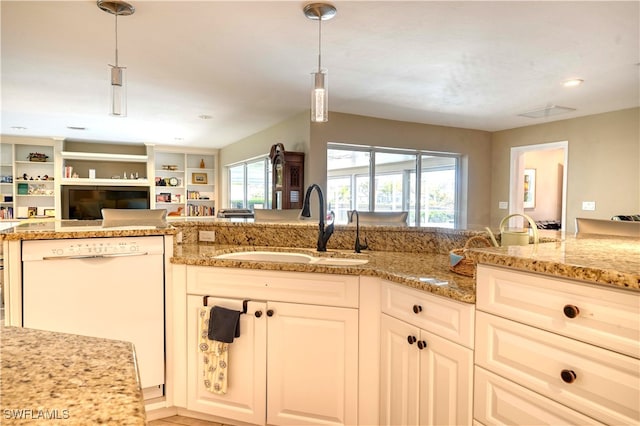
[2,1,639,149]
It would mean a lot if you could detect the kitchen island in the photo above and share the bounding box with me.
[0,326,146,425]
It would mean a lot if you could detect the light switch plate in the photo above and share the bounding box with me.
[498,201,509,209]
[582,201,596,211]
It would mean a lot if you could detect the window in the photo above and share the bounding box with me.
[227,157,271,209]
[327,144,459,227]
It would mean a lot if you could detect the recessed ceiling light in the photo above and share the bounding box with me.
[174,137,184,141]
[67,126,87,131]
[198,114,213,120]
[563,79,584,87]
[10,126,27,131]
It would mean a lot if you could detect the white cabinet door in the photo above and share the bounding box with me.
[379,313,421,426]
[419,328,473,426]
[380,313,473,426]
[186,296,267,425]
[267,301,359,426]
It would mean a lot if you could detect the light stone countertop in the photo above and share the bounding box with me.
[0,326,146,425]
[173,244,478,303]
[172,234,640,304]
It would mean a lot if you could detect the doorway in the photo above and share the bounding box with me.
[509,141,568,230]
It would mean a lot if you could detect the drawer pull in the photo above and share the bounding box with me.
[267,309,274,317]
[255,310,263,318]
[560,369,577,384]
[563,304,580,319]
[407,335,417,344]
[412,305,423,314]
[417,340,427,350]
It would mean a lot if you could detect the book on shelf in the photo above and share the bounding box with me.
[0,206,13,219]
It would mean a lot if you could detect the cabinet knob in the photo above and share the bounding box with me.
[266,309,274,317]
[560,369,577,384]
[255,311,263,318]
[563,304,580,319]
[417,340,427,350]
[412,305,423,314]
[407,335,417,344]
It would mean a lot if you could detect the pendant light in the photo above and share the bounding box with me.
[304,3,336,123]
[97,0,135,117]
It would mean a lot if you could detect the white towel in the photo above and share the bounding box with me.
[198,308,230,394]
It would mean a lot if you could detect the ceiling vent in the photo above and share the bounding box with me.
[518,105,576,119]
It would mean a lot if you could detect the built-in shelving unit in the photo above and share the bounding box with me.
[58,140,151,187]
[154,150,216,217]
[12,143,55,219]
[2,139,217,220]
[0,143,14,220]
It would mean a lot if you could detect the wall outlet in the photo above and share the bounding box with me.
[498,201,509,209]
[582,201,596,211]
[198,230,216,242]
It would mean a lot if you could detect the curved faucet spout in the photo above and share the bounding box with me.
[301,184,334,251]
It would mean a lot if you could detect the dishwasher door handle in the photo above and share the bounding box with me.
[42,252,150,260]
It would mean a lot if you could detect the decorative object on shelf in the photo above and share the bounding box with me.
[17,183,28,195]
[27,152,49,162]
[168,206,184,217]
[156,193,171,203]
[44,209,55,217]
[192,172,207,184]
[64,166,73,178]
[155,177,166,186]
[97,0,135,117]
[162,165,178,171]
[303,2,336,123]
[168,177,179,186]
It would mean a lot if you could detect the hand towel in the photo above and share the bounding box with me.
[208,305,241,343]
[198,308,230,394]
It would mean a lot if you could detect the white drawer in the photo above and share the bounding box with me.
[476,265,640,358]
[475,311,640,425]
[474,366,604,425]
[380,280,474,348]
[186,266,359,308]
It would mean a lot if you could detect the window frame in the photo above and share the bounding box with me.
[327,143,461,227]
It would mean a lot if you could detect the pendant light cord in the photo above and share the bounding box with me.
[317,17,322,72]
[114,12,119,67]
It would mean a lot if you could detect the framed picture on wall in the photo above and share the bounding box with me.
[524,168,536,208]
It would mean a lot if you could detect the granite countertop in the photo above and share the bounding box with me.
[0,219,176,241]
[0,326,146,425]
[468,234,640,290]
[172,234,640,304]
[173,244,478,304]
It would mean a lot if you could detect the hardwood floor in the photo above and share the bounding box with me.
[148,415,231,426]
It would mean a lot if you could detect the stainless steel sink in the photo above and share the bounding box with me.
[214,251,368,266]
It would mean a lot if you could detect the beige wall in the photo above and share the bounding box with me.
[491,107,640,233]
[308,112,493,227]
[219,111,494,227]
[218,112,310,208]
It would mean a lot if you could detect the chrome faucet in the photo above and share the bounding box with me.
[301,184,334,252]
[349,210,369,253]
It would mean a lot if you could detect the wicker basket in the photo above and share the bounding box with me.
[449,236,493,277]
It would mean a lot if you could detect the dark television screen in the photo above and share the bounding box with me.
[62,186,150,220]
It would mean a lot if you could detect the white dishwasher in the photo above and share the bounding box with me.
[21,236,165,397]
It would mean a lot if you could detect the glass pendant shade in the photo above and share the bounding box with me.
[311,70,328,123]
[110,65,127,117]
